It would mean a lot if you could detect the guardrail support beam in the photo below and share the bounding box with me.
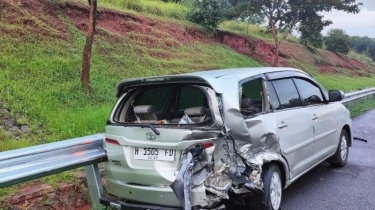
[84,164,105,209]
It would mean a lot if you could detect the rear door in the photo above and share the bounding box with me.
[267,79,316,180]
[106,84,219,186]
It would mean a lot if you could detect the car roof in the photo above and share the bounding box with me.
[115,67,307,96]
[182,67,304,80]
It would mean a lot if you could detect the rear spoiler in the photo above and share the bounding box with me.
[116,75,211,97]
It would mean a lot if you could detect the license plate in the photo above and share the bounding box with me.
[133,147,175,161]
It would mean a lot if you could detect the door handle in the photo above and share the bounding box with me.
[312,115,319,120]
[278,122,288,129]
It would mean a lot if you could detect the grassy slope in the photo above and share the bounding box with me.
[219,20,375,92]
[0,0,261,200]
[0,0,261,151]
[1,0,374,149]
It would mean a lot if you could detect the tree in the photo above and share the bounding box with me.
[325,28,351,54]
[187,0,227,30]
[247,0,361,66]
[350,36,373,53]
[81,0,97,86]
[299,12,330,48]
[368,41,375,60]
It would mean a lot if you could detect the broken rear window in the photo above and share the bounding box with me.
[113,85,213,126]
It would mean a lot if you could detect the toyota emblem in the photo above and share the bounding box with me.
[146,132,156,140]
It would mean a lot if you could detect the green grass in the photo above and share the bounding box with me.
[219,20,300,44]
[0,186,17,203]
[0,11,261,151]
[348,97,375,118]
[97,0,188,20]
[40,171,78,188]
[347,50,375,67]
[313,74,375,92]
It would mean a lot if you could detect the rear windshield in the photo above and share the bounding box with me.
[112,85,212,126]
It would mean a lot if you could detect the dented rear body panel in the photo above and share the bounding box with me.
[104,67,352,209]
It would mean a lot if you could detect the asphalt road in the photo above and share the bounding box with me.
[280,108,375,210]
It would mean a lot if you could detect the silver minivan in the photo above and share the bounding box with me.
[101,67,352,210]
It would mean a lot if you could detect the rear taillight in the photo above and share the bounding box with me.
[200,142,214,149]
[105,138,120,145]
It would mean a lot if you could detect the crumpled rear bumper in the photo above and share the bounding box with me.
[106,177,208,208]
[100,196,182,210]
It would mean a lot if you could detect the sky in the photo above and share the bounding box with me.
[320,0,375,38]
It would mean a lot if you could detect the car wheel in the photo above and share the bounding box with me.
[328,129,349,167]
[248,164,282,210]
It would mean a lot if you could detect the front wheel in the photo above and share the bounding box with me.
[249,164,282,210]
[328,129,349,167]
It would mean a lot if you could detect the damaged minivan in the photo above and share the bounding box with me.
[101,67,352,210]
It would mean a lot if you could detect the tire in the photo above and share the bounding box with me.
[248,164,282,210]
[328,129,349,167]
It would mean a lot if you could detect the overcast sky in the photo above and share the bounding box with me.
[320,0,375,38]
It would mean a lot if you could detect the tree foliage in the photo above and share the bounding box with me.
[369,42,375,60]
[350,36,373,53]
[187,0,227,30]
[245,0,361,66]
[350,36,375,60]
[299,13,330,48]
[325,28,351,54]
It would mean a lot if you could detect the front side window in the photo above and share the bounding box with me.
[266,81,281,110]
[272,79,302,109]
[294,78,324,105]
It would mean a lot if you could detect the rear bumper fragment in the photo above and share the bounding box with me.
[100,197,182,210]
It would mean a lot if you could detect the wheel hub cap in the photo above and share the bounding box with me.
[270,172,282,210]
[340,136,348,161]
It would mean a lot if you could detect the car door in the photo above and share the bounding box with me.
[267,78,316,180]
[294,78,339,163]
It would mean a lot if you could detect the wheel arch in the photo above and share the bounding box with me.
[263,160,288,189]
[342,124,352,147]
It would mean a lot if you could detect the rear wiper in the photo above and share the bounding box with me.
[138,123,160,135]
[110,122,160,135]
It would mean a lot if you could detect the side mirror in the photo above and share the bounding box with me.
[329,90,345,102]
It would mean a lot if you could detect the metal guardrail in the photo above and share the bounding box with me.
[0,134,106,208]
[0,87,374,208]
[342,87,375,105]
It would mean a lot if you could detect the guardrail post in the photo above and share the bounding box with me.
[84,164,104,209]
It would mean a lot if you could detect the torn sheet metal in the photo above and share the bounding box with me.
[205,87,224,129]
[215,76,280,155]
[205,172,232,200]
[215,75,252,142]
[171,152,193,208]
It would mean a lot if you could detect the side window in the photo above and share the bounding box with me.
[136,87,170,110]
[294,78,323,105]
[240,78,263,116]
[241,78,263,109]
[178,86,205,110]
[266,82,281,110]
[272,79,302,109]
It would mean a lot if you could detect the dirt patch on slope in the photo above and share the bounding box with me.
[62,1,214,51]
[4,0,372,75]
[0,0,66,39]
[216,30,278,66]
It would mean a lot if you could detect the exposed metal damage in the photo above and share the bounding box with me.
[164,76,284,209]
[170,104,282,209]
